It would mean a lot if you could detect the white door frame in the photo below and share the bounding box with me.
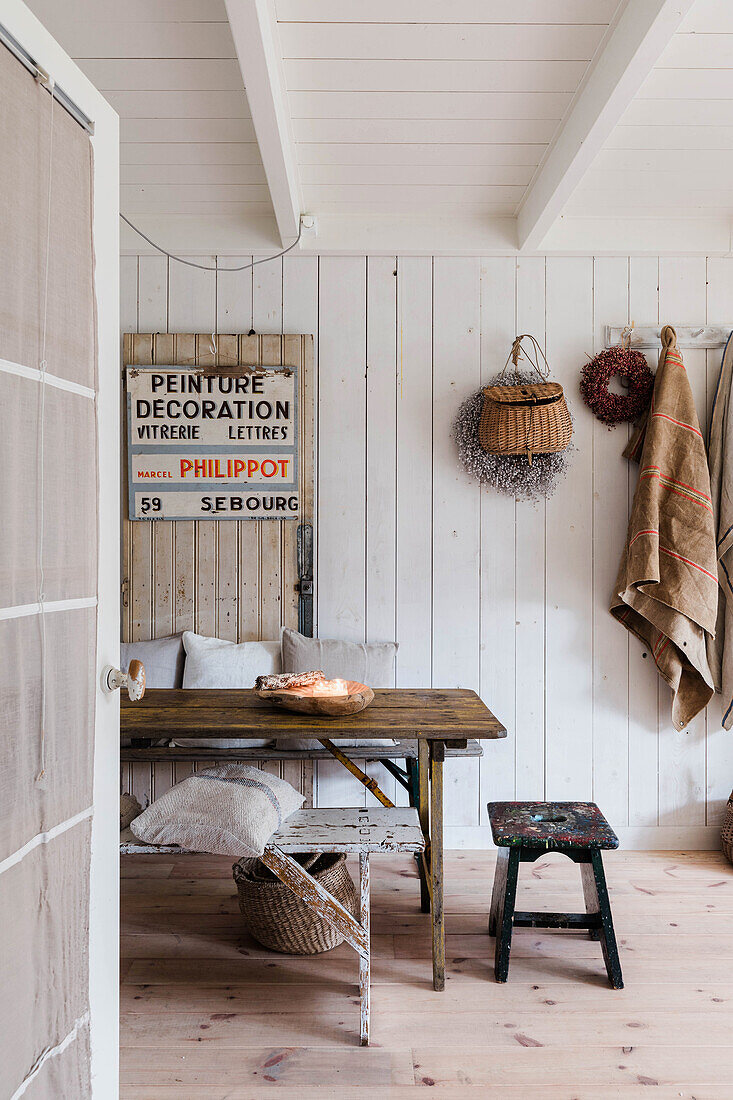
[1,3,120,1096]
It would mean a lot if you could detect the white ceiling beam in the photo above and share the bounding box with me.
[517,0,696,252]
[224,0,302,246]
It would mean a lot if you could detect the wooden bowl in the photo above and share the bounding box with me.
[255,680,374,717]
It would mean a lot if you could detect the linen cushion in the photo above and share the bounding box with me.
[129,764,304,857]
[281,628,397,685]
[177,632,282,748]
[120,633,185,688]
[277,629,398,749]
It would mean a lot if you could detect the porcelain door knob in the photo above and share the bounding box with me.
[102,659,145,700]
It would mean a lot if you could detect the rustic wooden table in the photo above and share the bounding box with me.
[121,687,507,991]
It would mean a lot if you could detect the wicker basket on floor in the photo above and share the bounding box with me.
[723,790,733,866]
[233,852,358,954]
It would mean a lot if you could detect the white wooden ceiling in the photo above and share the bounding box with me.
[567,0,733,218]
[20,0,733,253]
[25,0,275,220]
[276,0,617,217]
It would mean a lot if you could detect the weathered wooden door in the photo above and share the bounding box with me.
[120,332,315,803]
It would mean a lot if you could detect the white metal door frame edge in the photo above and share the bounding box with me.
[0,3,121,1096]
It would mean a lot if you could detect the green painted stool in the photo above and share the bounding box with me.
[487,801,623,989]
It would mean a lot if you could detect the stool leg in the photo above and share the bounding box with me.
[489,847,509,936]
[580,850,623,990]
[494,847,520,983]
[577,850,601,940]
[359,852,370,1045]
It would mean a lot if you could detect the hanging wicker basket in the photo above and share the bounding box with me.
[479,334,573,463]
[722,790,733,866]
[233,852,358,954]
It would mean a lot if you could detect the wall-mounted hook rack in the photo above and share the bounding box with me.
[605,325,733,350]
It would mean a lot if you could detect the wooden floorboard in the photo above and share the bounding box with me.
[121,849,733,1095]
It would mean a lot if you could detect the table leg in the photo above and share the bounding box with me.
[417,739,431,913]
[430,740,445,991]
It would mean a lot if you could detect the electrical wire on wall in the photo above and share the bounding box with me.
[120,213,303,273]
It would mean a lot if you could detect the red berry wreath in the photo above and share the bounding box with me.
[579,345,654,427]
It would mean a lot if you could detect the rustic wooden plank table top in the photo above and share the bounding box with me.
[121,687,507,741]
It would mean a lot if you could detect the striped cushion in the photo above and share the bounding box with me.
[130,764,304,857]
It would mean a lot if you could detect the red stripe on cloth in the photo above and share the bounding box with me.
[639,467,711,502]
[651,412,703,438]
[629,528,659,549]
[638,474,713,513]
[659,545,717,583]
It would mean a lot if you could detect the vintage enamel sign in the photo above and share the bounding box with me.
[126,366,299,520]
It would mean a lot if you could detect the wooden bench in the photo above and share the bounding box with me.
[121,738,482,807]
[264,806,424,1046]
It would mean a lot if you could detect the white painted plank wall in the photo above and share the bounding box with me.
[121,252,733,846]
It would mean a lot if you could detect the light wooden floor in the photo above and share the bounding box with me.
[121,848,733,1098]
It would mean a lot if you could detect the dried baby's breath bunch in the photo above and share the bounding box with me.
[453,372,571,502]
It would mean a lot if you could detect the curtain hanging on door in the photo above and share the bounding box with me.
[0,42,98,1100]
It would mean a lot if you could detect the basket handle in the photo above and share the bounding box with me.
[498,334,551,383]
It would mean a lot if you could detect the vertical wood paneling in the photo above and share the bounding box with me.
[253,258,283,334]
[627,256,661,827]
[365,256,399,804]
[259,336,284,639]
[138,256,168,333]
[172,334,197,637]
[194,330,218,646]
[122,250,731,839]
[366,256,398,648]
[317,257,367,641]
[216,258,253,334]
[237,333,261,643]
[592,257,630,826]
[658,257,708,827]
[283,254,319,628]
[168,257,216,334]
[396,256,433,687]
[120,257,138,337]
[514,256,546,799]
[216,329,241,643]
[545,257,594,801]
[152,333,175,641]
[704,259,733,824]
[479,256,517,819]
[317,257,368,802]
[432,257,481,827]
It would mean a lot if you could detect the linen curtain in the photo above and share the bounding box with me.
[0,42,97,1099]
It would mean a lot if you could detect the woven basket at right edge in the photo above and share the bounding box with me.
[722,790,733,866]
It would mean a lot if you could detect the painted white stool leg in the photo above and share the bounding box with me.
[359,851,370,1046]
